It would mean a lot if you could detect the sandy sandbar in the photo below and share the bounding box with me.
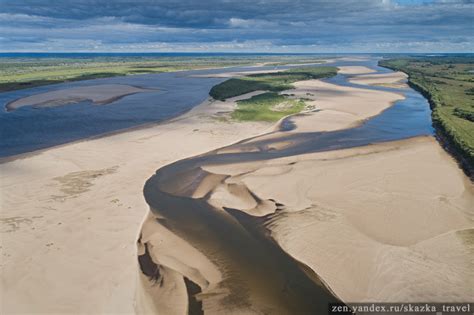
[6,84,150,111]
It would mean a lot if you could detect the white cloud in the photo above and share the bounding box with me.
[0,0,472,52]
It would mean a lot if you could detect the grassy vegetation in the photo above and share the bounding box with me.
[379,56,474,172]
[0,57,249,92]
[232,92,306,122]
[209,66,338,100]
[0,55,328,92]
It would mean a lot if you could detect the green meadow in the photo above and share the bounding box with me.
[232,92,306,122]
[0,55,328,92]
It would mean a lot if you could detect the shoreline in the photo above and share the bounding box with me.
[378,62,473,180]
[406,79,474,180]
[0,97,211,164]
[0,65,400,163]
[0,61,334,160]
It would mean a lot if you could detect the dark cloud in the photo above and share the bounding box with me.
[0,0,472,52]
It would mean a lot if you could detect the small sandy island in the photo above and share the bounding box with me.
[1,66,472,314]
[193,68,286,78]
[349,71,408,88]
[337,66,376,75]
[6,84,150,111]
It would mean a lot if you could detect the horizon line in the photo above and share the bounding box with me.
[1,51,473,55]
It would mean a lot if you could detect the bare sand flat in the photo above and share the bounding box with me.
[337,66,376,75]
[281,79,404,132]
[349,72,408,88]
[6,84,149,111]
[137,135,473,313]
[192,68,286,78]
[203,137,474,303]
[0,94,273,314]
[325,57,371,64]
[193,60,328,78]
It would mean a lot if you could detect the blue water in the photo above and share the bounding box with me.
[0,57,433,157]
[0,64,296,157]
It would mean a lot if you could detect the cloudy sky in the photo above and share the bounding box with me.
[0,0,472,52]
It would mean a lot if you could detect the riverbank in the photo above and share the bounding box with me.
[0,62,337,158]
[378,57,474,178]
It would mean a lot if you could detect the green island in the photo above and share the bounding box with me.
[209,66,337,122]
[0,55,326,92]
[379,56,474,171]
[209,66,337,100]
[233,92,306,122]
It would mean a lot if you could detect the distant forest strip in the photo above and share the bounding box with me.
[380,57,474,175]
[209,66,338,100]
[0,55,326,92]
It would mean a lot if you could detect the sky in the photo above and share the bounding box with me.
[0,0,473,53]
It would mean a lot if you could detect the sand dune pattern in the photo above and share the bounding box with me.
[136,68,473,314]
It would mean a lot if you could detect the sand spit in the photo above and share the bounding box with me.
[6,84,150,111]
[337,66,376,75]
[349,72,408,88]
[282,79,404,133]
[193,61,329,78]
[192,68,286,78]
